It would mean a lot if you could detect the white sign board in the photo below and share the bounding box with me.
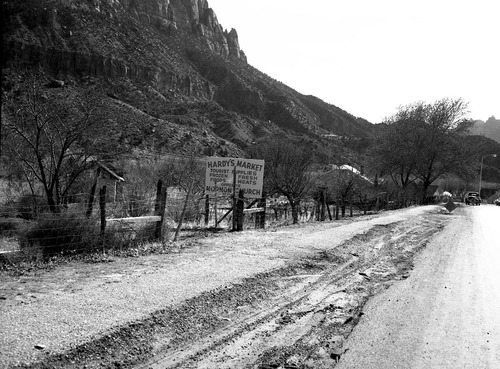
[205,157,265,198]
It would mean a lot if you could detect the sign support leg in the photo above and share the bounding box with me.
[232,165,237,231]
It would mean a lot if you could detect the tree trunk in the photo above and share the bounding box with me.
[255,192,266,229]
[422,180,432,204]
[289,199,300,224]
[321,188,326,221]
[46,190,58,213]
[173,180,194,241]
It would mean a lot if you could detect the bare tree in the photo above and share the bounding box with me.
[252,137,313,224]
[370,105,427,206]
[413,99,476,202]
[156,153,205,233]
[320,164,375,216]
[329,167,356,217]
[2,73,114,211]
[371,98,476,204]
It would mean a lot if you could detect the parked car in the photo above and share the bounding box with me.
[494,198,500,206]
[464,191,481,205]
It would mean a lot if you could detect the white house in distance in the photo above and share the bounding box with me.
[330,164,374,185]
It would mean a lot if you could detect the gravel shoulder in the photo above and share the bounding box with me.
[1,205,449,368]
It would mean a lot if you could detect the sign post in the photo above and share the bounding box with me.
[232,164,237,231]
[214,181,218,227]
[205,157,265,199]
[205,157,265,229]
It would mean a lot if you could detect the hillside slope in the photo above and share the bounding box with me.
[2,0,374,158]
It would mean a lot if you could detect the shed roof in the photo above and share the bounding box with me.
[97,162,125,182]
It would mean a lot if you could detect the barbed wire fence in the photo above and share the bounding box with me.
[0,151,383,263]
[0,187,381,259]
[0,178,269,260]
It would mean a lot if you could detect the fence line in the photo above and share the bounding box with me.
[1,179,387,260]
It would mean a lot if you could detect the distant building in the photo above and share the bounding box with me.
[94,162,125,202]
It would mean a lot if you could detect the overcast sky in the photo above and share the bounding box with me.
[208,0,499,123]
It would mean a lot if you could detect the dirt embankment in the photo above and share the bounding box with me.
[0,206,452,368]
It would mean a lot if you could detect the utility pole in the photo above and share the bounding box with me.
[479,153,497,198]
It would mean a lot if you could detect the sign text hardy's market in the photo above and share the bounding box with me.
[205,157,265,198]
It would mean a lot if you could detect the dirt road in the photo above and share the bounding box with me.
[2,204,493,368]
[335,204,500,369]
[133,206,451,369]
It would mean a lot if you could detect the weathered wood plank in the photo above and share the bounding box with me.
[243,207,265,214]
[107,216,161,223]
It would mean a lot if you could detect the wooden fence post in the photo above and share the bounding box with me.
[232,167,237,231]
[154,180,167,240]
[236,189,244,231]
[335,196,340,220]
[154,180,163,214]
[154,180,162,239]
[86,168,100,218]
[160,188,167,236]
[204,194,210,226]
[255,192,266,229]
[214,196,219,227]
[99,186,107,234]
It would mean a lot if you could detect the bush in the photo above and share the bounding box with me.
[172,205,200,224]
[16,194,50,220]
[19,213,100,257]
[0,201,18,218]
[0,218,24,236]
[134,222,158,243]
[127,194,153,217]
[103,220,162,251]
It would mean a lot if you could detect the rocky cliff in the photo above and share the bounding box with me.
[471,116,500,144]
[2,0,374,158]
[3,0,245,96]
[113,0,246,61]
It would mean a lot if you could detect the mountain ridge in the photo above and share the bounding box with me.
[2,0,375,158]
[471,116,500,144]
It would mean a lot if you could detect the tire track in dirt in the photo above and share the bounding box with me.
[137,215,447,369]
[9,213,448,369]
